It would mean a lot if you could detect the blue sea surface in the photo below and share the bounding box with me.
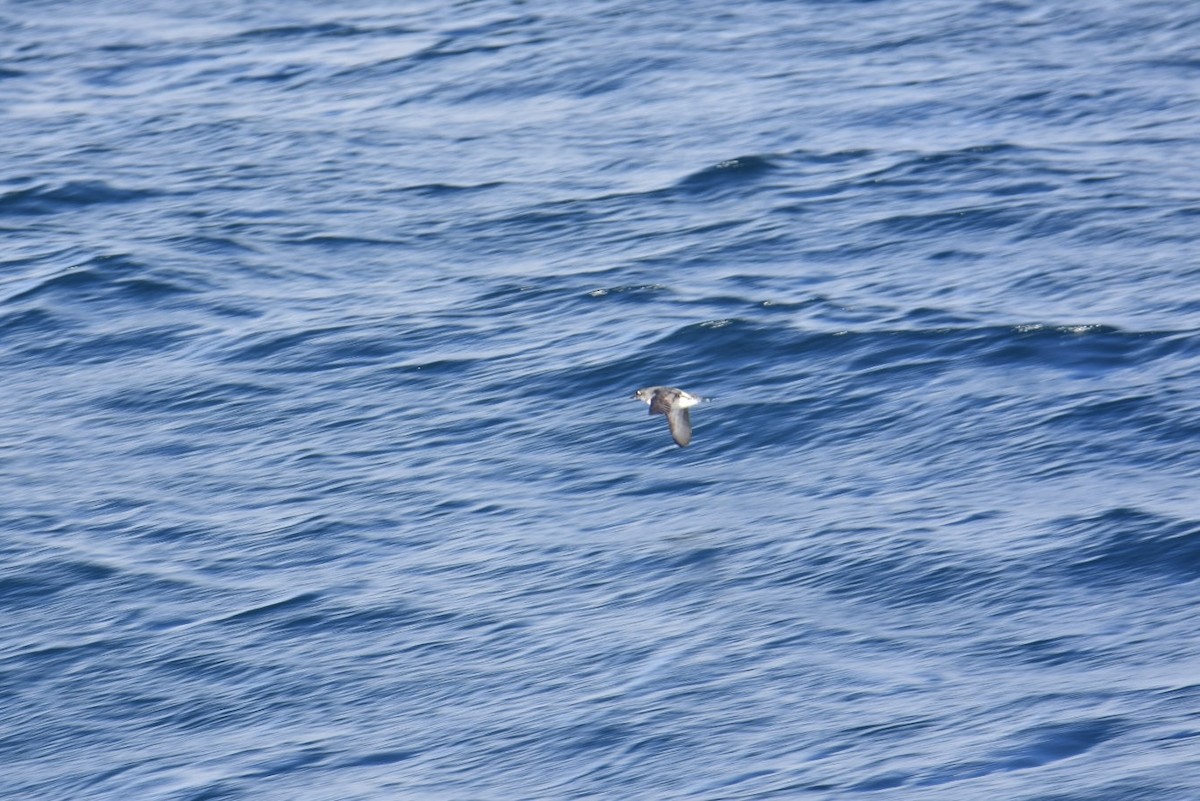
[2,1,1199,798]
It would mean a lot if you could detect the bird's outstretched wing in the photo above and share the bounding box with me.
[666,407,692,447]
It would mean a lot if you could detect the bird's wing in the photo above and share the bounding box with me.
[667,406,692,447]
[649,391,674,416]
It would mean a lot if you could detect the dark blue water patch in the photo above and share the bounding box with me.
[1160,728,1200,744]
[890,306,983,328]
[839,328,984,374]
[1140,52,1200,72]
[866,204,1031,238]
[0,306,56,341]
[710,395,838,454]
[472,275,629,312]
[142,667,272,733]
[6,321,194,367]
[987,85,1147,128]
[0,512,68,543]
[4,254,198,306]
[399,180,506,197]
[94,379,285,416]
[640,320,1173,388]
[458,199,615,248]
[1060,206,1186,247]
[1017,201,1137,242]
[1005,719,1122,765]
[691,291,826,318]
[975,324,1180,375]
[231,65,312,86]
[643,318,780,368]
[1036,780,1193,801]
[385,355,483,386]
[286,233,412,249]
[616,477,720,498]
[0,558,118,607]
[164,233,261,258]
[238,746,333,783]
[797,147,877,166]
[404,16,544,65]
[1155,683,1200,722]
[988,180,1059,197]
[851,771,908,791]
[1042,390,1200,452]
[5,264,112,304]
[233,22,381,42]
[926,247,984,266]
[458,53,676,102]
[442,12,545,42]
[220,324,404,371]
[970,635,1101,669]
[915,718,1122,787]
[1051,507,1200,586]
[0,180,158,216]
[180,784,242,801]
[861,143,1038,185]
[81,51,209,90]
[1,638,130,705]
[591,544,732,594]
[265,598,473,639]
[801,539,1005,607]
[671,154,780,199]
[584,283,672,303]
[832,715,940,756]
[442,176,784,262]
[338,749,415,768]
[217,591,323,628]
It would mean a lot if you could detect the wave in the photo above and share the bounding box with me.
[0,180,158,216]
[1052,507,1200,586]
[4,255,196,306]
[670,155,781,199]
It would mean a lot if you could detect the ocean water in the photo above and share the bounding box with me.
[2,0,1199,798]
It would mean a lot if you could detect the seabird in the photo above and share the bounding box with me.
[633,386,702,447]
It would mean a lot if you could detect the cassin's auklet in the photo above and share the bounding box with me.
[633,386,702,447]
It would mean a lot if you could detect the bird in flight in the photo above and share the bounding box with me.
[633,386,702,447]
